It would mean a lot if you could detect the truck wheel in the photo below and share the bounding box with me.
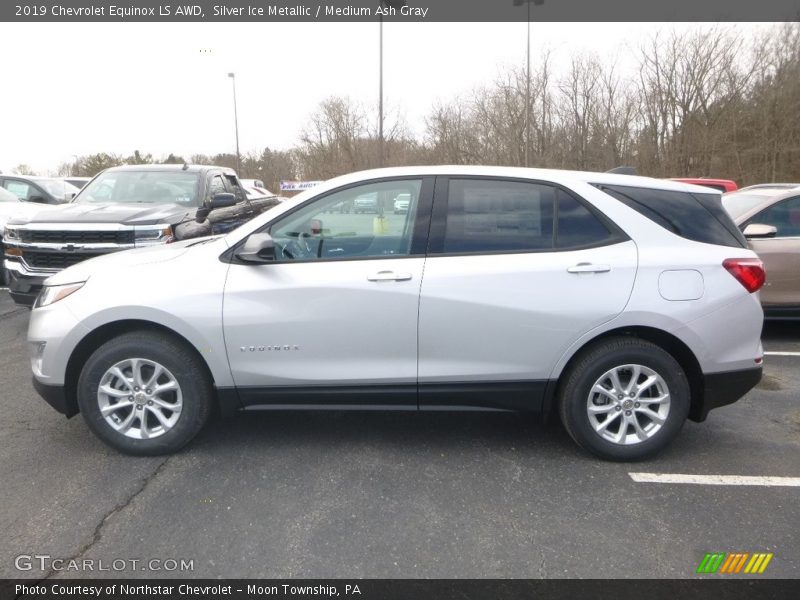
[558,337,690,461]
[77,331,213,455]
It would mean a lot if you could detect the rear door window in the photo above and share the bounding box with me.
[432,178,623,254]
[440,179,555,253]
[556,190,616,249]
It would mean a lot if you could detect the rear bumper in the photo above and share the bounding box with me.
[32,377,78,418]
[691,367,762,422]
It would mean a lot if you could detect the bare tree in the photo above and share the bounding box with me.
[13,164,37,175]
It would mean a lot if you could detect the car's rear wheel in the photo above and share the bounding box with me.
[558,337,690,461]
[77,331,213,455]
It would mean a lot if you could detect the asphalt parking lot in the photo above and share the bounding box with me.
[1,290,798,580]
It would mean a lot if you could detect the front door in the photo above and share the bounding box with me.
[745,195,800,308]
[223,177,432,407]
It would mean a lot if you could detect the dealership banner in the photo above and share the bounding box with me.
[280,180,323,192]
[3,0,800,22]
[3,579,800,600]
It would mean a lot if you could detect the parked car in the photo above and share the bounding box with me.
[393,192,411,214]
[670,178,738,193]
[64,176,92,189]
[0,175,79,204]
[353,192,378,213]
[4,164,279,306]
[738,183,799,193]
[240,178,265,189]
[28,166,764,460]
[243,185,274,201]
[722,188,800,319]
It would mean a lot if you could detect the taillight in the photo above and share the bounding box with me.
[723,258,765,293]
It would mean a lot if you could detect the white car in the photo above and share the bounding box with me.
[240,179,274,197]
[393,193,411,214]
[28,166,764,460]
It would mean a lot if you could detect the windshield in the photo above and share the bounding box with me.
[75,171,201,206]
[721,193,774,220]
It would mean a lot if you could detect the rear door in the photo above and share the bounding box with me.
[417,177,638,411]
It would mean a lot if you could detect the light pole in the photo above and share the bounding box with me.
[228,72,241,174]
[378,1,406,168]
[513,0,544,168]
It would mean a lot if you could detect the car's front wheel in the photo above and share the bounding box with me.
[77,331,213,455]
[558,337,690,461]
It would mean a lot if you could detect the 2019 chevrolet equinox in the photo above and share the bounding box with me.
[27,166,764,460]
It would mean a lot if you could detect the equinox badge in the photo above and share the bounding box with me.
[240,345,300,352]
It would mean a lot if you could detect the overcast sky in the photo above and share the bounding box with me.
[0,21,773,175]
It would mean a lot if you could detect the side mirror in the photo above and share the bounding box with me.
[211,192,236,209]
[236,232,275,263]
[28,195,46,204]
[743,223,778,239]
[195,207,210,222]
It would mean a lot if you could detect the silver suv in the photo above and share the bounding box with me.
[28,166,765,460]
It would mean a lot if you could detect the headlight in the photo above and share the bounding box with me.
[33,282,85,309]
[4,226,19,241]
[134,225,173,245]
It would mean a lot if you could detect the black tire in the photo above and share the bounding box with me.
[77,331,213,456]
[558,337,690,461]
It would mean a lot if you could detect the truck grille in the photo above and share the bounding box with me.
[23,251,105,270]
[19,230,134,244]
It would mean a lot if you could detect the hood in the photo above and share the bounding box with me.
[0,203,59,227]
[45,235,225,286]
[6,202,194,227]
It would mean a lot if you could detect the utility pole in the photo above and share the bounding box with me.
[228,72,241,174]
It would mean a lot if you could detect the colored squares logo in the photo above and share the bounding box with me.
[697,552,773,574]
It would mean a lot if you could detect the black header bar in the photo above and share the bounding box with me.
[3,579,800,600]
[3,0,800,22]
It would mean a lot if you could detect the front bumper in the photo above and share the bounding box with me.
[691,367,762,422]
[4,260,48,306]
[32,377,78,418]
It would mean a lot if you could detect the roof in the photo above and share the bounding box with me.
[313,165,722,195]
[726,187,796,200]
[103,164,236,175]
[0,174,66,182]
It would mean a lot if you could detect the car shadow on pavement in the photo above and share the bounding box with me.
[762,319,800,341]
[192,410,581,458]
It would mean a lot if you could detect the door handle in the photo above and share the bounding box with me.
[367,271,413,282]
[567,263,612,274]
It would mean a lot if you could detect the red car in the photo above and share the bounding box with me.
[670,178,738,193]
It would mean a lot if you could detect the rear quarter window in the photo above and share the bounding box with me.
[594,184,746,248]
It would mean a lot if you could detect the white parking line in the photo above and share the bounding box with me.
[629,473,800,487]
[764,351,800,357]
